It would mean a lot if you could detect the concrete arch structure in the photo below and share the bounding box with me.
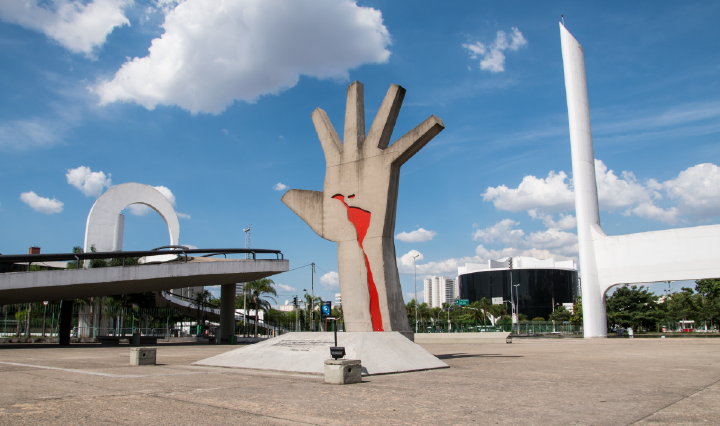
[84,183,180,257]
[560,23,720,338]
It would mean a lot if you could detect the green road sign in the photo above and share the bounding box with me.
[456,299,469,306]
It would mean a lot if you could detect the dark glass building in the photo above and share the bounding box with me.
[458,261,577,320]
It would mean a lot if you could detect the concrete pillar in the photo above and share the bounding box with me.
[560,23,607,338]
[220,283,236,343]
[113,213,124,251]
[59,300,73,346]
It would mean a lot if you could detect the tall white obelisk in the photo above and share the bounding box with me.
[560,23,607,338]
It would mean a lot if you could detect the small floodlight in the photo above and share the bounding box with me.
[330,346,346,360]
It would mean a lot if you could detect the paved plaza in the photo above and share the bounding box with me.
[0,338,718,425]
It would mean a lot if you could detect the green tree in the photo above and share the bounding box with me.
[570,297,583,326]
[664,287,697,330]
[245,278,278,337]
[549,306,571,322]
[66,246,84,269]
[487,304,506,326]
[191,289,211,333]
[695,279,720,331]
[606,285,661,331]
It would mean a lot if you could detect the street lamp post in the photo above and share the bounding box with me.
[243,283,247,337]
[413,254,420,333]
[514,283,520,335]
[311,263,315,332]
[42,301,48,337]
[666,281,675,332]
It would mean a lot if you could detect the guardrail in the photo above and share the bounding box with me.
[0,246,284,268]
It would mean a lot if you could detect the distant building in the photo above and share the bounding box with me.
[423,276,457,308]
[457,257,577,320]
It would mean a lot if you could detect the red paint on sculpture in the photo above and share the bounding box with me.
[332,194,384,331]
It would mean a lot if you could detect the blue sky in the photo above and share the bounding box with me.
[1,1,719,303]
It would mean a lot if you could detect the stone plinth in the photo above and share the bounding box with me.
[324,359,362,384]
[193,332,447,375]
[130,347,156,366]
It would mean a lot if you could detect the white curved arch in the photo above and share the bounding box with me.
[84,183,180,257]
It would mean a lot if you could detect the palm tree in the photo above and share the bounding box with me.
[302,293,322,330]
[487,304,506,326]
[191,290,211,334]
[245,278,278,337]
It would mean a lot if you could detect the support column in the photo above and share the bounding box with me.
[560,23,606,338]
[220,283,236,343]
[59,300,73,346]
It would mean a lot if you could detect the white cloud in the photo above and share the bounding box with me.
[274,283,296,293]
[473,220,578,257]
[273,183,288,191]
[528,209,576,230]
[472,219,524,245]
[397,250,424,272]
[20,191,63,214]
[319,271,339,290]
[663,163,720,220]
[483,171,575,213]
[395,227,437,243]
[483,160,673,222]
[92,0,391,114]
[396,233,578,277]
[525,229,578,256]
[629,203,679,224]
[0,0,132,56]
[463,27,527,73]
[594,160,657,212]
[66,166,112,197]
[176,212,191,219]
[127,185,176,216]
[0,119,64,150]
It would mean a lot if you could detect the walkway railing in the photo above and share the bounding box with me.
[0,247,284,268]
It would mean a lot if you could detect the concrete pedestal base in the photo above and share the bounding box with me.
[324,359,362,384]
[130,347,156,366]
[193,332,448,375]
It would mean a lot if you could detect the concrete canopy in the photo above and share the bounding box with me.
[84,183,180,255]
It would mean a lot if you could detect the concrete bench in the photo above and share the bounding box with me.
[99,336,125,345]
[99,335,163,345]
[414,332,512,344]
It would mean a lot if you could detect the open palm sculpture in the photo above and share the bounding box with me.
[282,81,444,333]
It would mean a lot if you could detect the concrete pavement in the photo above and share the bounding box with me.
[0,338,718,425]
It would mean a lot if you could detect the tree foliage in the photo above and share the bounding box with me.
[606,285,661,330]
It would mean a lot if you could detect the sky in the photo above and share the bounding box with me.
[1,1,719,304]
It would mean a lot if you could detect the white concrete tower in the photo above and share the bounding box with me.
[560,23,607,338]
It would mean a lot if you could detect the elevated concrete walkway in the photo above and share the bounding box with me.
[0,257,288,304]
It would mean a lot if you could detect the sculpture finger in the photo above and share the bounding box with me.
[387,115,445,166]
[281,189,324,237]
[344,81,365,154]
[312,108,342,167]
[366,84,405,152]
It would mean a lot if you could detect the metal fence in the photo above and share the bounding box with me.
[410,319,582,334]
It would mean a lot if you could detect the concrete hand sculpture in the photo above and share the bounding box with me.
[282,81,444,333]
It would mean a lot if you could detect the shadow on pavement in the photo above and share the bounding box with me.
[435,353,524,359]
